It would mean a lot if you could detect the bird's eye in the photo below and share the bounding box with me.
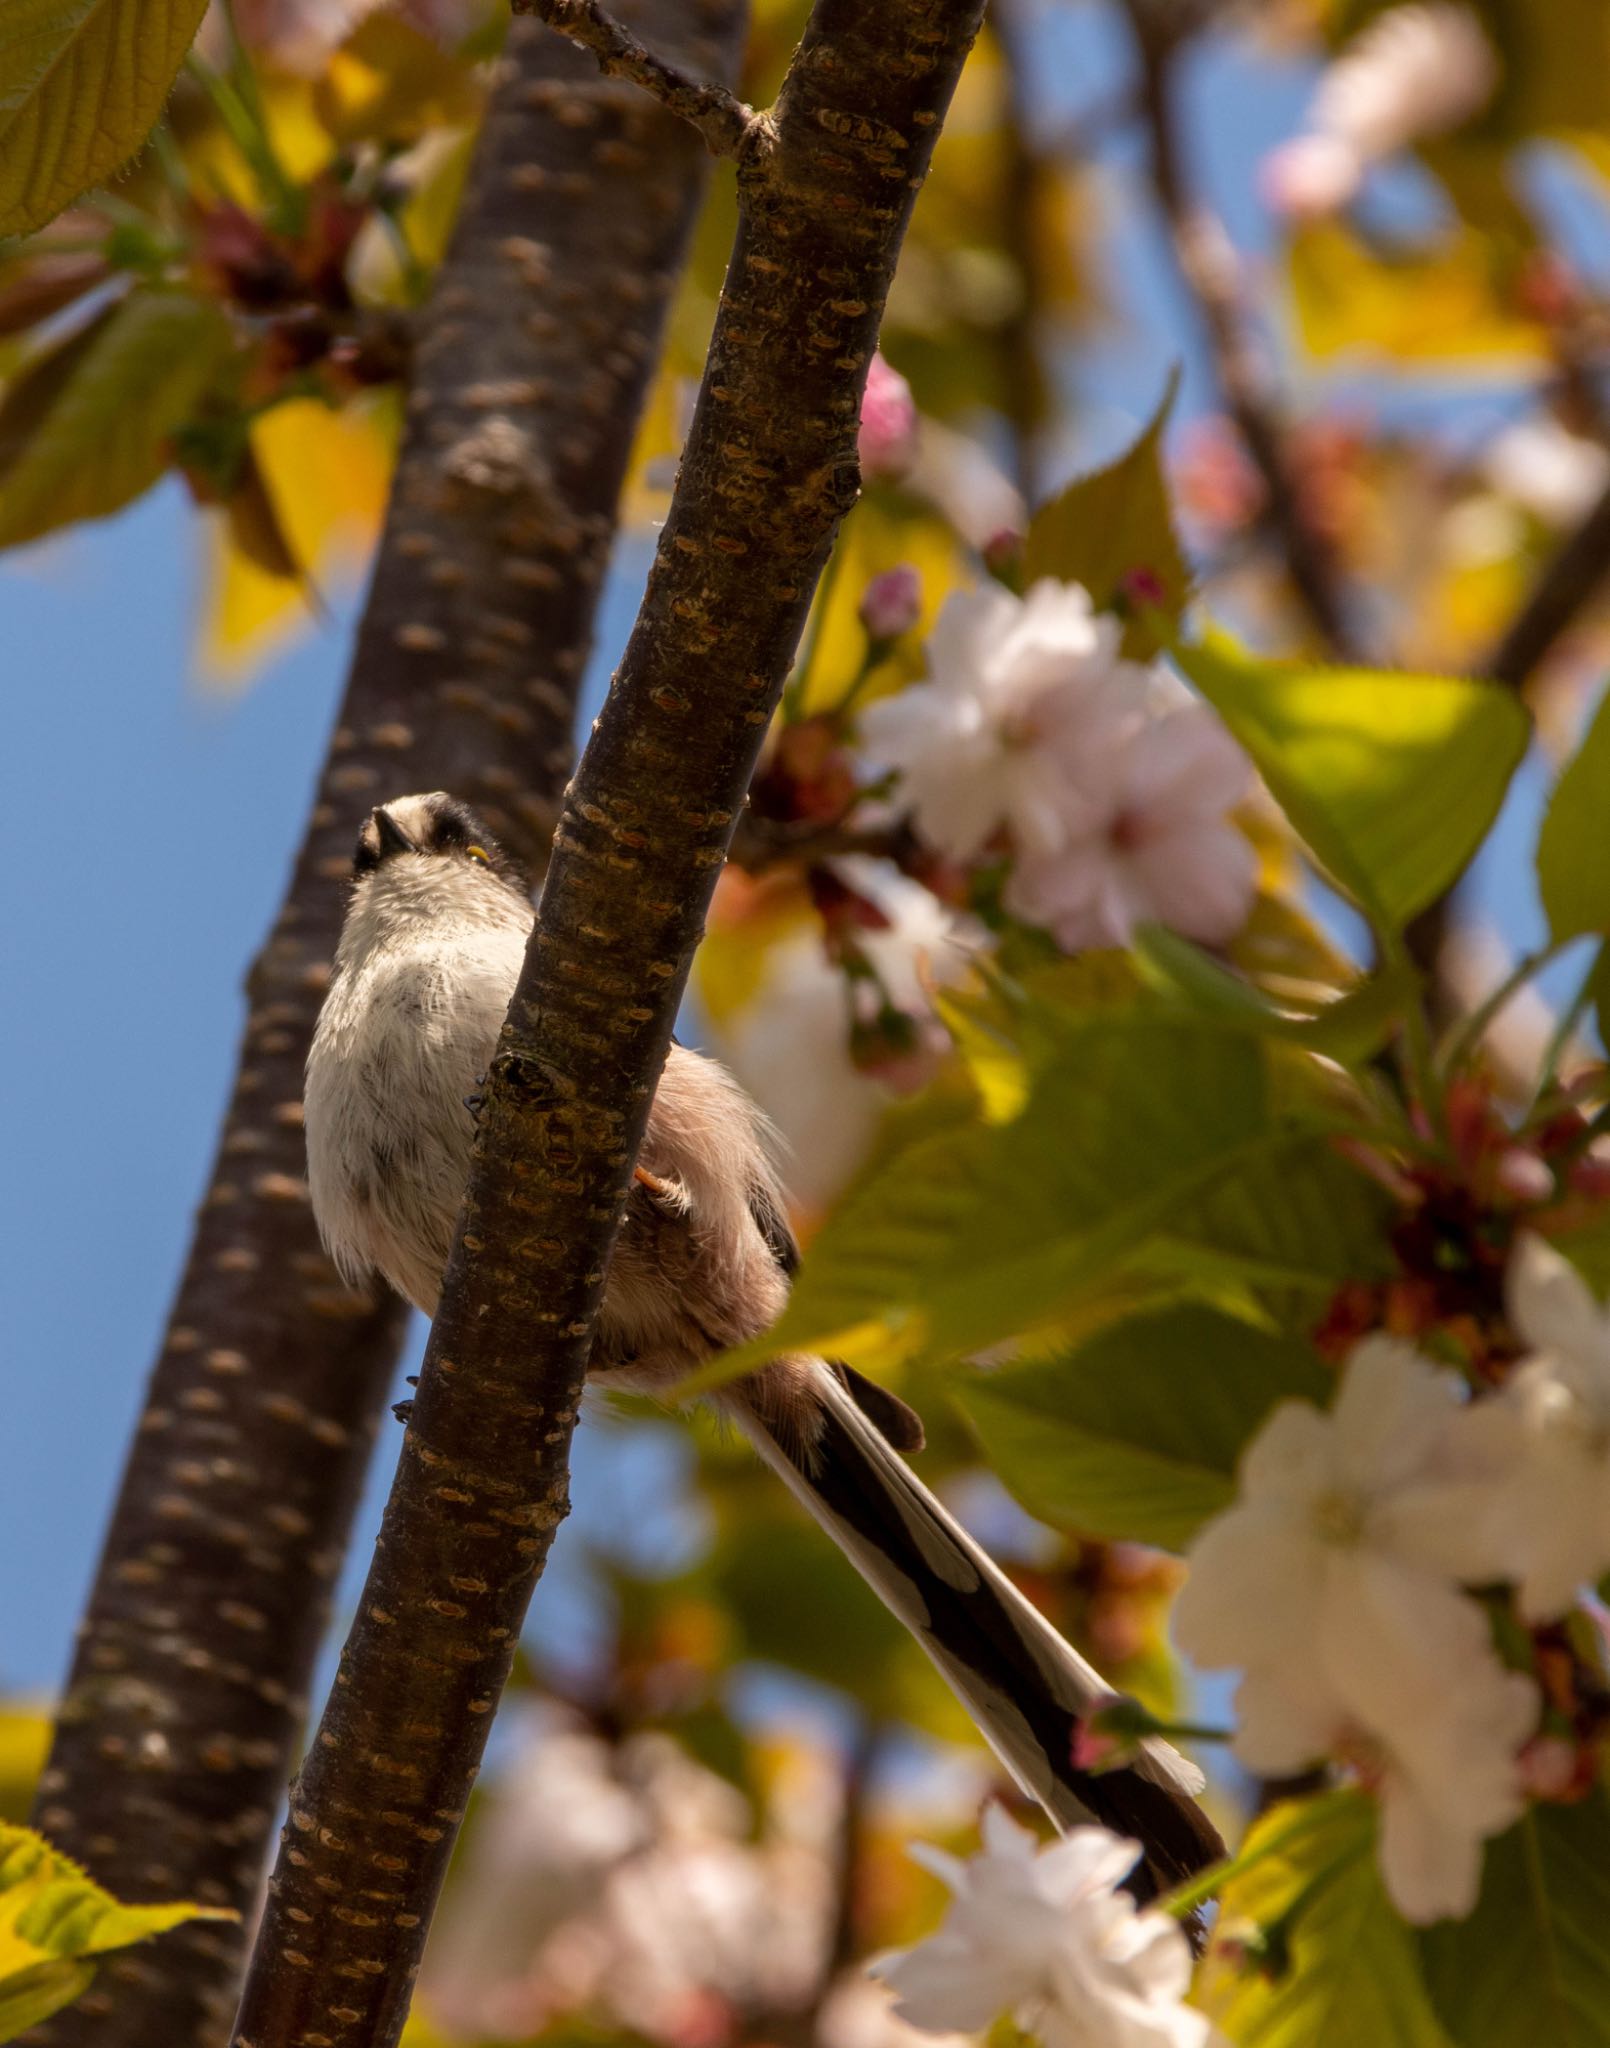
[466,845,491,866]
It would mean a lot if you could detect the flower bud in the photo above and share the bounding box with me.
[858,352,917,482]
[858,564,923,642]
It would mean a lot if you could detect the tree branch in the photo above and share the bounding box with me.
[1487,473,1610,690]
[227,3,986,2042]
[27,10,737,2044]
[1120,0,1363,661]
[517,0,762,160]
[1404,471,1610,989]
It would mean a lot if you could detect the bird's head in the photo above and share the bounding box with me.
[347,793,532,934]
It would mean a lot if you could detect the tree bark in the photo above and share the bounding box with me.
[28,9,736,2043]
[227,3,985,2043]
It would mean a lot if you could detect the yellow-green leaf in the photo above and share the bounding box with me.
[1176,633,1530,932]
[1537,686,1610,942]
[0,1958,94,2041]
[1021,368,1187,655]
[0,0,210,237]
[1287,220,1546,368]
[956,1304,1331,1551]
[0,1820,235,2042]
[0,291,230,550]
[1417,1790,1610,2048]
[1196,1794,1451,2048]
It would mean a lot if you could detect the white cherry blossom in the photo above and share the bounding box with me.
[859,579,1141,864]
[1002,682,1255,951]
[1479,1234,1610,1621]
[1262,6,1498,217]
[710,858,980,1206]
[872,1806,1219,2048]
[1175,1337,1537,1922]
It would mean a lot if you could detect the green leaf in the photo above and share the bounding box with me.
[0,1820,235,2039]
[688,1014,1374,1400]
[954,1304,1331,1550]
[1132,924,1415,1066]
[1021,368,1188,655]
[1147,1128,1392,1333]
[0,291,230,551]
[1176,633,1530,931]
[0,1959,94,2041]
[0,0,210,237]
[1538,688,1610,941]
[1417,1790,1610,2048]
[1197,1794,1452,2048]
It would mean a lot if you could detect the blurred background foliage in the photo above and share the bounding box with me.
[8,0,1610,2042]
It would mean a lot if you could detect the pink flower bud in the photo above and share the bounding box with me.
[1519,1736,1584,1802]
[858,352,917,481]
[1494,1146,1553,1206]
[981,526,1024,584]
[859,564,923,641]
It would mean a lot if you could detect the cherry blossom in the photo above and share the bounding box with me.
[1477,1234,1610,1621]
[858,579,1149,864]
[872,1805,1219,2048]
[1002,681,1256,951]
[1175,1337,1537,1922]
[711,858,980,1206]
[859,578,1254,950]
[1262,6,1498,217]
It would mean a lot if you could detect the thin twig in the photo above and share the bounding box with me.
[1406,475,1610,989]
[520,0,763,160]
[1120,0,1362,661]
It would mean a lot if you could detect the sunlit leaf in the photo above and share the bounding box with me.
[0,0,210,237]
[690,1015,1367,1394]
[313,13,482,146]
[1196,1793,1451,2047]
[0,1712,50,1826]
[198,394,393,684]
[1287,220,1546,369]
[0,292,230,551]
[1537,684,1610,942]
[955,1304,1330,1551]
[1133,926,1414,1067]
[1176,633,1530,931]
[1021,369,1187,655]
[0,1822,234,2042]
[0,1959,93,2041]
[1145,1127,1391,1333]
[1418,1790,1610,2048]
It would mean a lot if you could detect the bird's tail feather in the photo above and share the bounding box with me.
[737,1361,1224,1901]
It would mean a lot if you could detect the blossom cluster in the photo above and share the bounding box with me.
[874,1806,1219,2048]
[1261,4,1498,217]
[421,1708,845,2046]
[859,579,1257,956]
[1180,1234,1610,1925]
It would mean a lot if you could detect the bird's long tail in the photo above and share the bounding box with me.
[736,1361,1224,1902]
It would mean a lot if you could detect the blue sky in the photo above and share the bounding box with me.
[0,8,1586,1701]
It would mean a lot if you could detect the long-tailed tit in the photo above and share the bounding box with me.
[305,793,1223,1896]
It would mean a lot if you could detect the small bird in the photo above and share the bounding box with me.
[305,792,1223,1898]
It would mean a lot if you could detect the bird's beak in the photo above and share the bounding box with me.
[373,807,417,861]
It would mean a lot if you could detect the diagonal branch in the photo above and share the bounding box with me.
[26,9,739,2045]
[1120,0,1363,662]
[518,0,763,159]
[227,3,986,2043]
[1486,474,1610,690]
